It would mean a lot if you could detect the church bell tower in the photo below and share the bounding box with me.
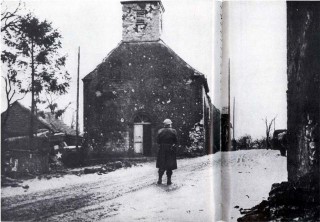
[121,0,165,42]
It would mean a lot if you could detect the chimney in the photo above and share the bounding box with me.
[121,0,165,42]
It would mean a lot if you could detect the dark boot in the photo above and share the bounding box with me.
[157,175,162,184]
[167,175,172,185]
[157,170,164,184]
[167,170,173,185]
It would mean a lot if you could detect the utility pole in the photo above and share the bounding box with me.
[228,58,231,150]
[76,47,80,149]
[233,97,235,140]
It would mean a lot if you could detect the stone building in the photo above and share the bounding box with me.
[83,0,217,156]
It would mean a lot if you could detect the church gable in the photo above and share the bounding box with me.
[83,41,208,90]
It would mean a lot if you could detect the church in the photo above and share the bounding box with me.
[83,0,217,156]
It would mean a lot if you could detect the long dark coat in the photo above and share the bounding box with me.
[156,127,178,170]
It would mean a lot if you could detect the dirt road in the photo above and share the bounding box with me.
[2,155,216,222]
[1,150,287,222]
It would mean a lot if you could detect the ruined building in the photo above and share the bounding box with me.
[287,2,320,188]
[83,0,217,156]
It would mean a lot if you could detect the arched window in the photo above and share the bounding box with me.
[134,113,151,123]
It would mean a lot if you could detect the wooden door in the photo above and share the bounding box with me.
[143,124,152,156]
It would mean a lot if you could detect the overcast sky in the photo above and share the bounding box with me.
[1,0,287,140]
[222,1,287,139]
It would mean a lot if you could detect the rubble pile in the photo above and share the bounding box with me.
[1,176,23,187]
[75,161,137,176]
[184,122,205,157]
[238,173,320,221]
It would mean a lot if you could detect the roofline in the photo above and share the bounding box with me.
[4,101,54,131]
[82,41,124,81]
[82,39,210,94]
[120,0,165,12]
[159,40,210,93]
[122,39,160,44]
[159,40,206,76]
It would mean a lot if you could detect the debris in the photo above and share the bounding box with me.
[22,185,29,189]
[122,161,132,168]
[84,168,99,174]
[238,174,320,222]
[1,176,23,188]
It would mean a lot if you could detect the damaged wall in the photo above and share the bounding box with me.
[122,2,163,42]
[287,2,320,183]
[83,41,211,156]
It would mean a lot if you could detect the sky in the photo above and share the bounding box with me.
[1,0,287,140]
[221,1,287,139]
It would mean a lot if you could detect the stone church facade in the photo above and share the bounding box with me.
[83,0,216,156]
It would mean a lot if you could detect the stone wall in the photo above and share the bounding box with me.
[122,2,163,42]
[83,42,210,156]
[287,2,320,183]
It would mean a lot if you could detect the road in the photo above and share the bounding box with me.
[1,149,287,222]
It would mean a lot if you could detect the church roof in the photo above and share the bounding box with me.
[83,40,209,93]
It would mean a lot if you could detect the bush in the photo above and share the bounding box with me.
[236,135,252,150]
[235,136,268,150]
[252,138,267,149]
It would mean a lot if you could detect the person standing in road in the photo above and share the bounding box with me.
[156,119,178,185]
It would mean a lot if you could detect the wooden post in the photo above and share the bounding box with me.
[233,97,235,140]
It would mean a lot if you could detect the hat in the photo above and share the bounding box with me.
[163,119,172,125]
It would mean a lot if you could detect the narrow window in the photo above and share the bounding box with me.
[136,10,146,25]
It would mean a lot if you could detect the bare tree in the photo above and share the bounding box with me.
[263,116,276,149]
[1,1,24,34]
[45,93,72,119]
[1,1,26,128]
[1,68,27,128]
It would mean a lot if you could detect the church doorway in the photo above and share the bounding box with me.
[133,114,152,156]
